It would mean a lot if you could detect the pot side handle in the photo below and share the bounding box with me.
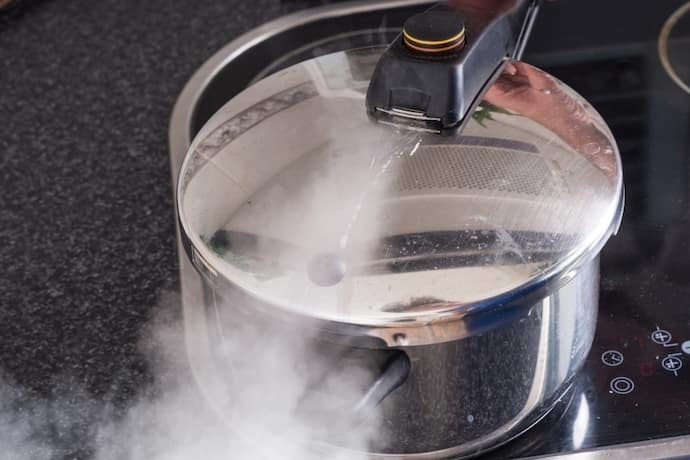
[352,351,411,418]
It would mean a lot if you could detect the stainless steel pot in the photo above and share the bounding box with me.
[175,4,623,458]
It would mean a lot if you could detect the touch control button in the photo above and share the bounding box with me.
[662,356,683,373]
[610,376,635,395]
[682,340,690,355]
[651,329,672,345]
[601,350,624,367]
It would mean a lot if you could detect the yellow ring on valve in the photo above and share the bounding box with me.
[403,37,465,53]
[403,27,465,46]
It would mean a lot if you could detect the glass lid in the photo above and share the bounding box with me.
[177,47,623,325]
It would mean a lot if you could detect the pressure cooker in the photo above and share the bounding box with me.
[176,0,624,457]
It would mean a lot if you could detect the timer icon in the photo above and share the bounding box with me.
[601,350,624,367]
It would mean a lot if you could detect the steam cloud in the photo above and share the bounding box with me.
[0,289,379,460]
[0,102,424,460]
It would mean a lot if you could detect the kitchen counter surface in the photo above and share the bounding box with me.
[0,0,314,455]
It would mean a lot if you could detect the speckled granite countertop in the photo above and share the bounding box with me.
[0,0,318,455]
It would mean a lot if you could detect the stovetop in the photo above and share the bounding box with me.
[491,5,690,454]
[502,4,690,455]
[2,0,690,458]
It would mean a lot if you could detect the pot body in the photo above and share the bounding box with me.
[176,45,620,459]
[187,248,599,458]
[371,258,598,457]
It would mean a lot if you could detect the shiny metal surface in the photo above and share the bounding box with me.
[367,259,599,457]
[202,255,598,458]
[176,47,623,344]
[524,434,690,460]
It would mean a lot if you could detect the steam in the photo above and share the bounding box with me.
[0,89,428,460]
[0,288,382,460]
[0,374,113,459]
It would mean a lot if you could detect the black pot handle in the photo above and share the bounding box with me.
[351,351,410,419]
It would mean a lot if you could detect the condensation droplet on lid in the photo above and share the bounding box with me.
[467,414,475,423]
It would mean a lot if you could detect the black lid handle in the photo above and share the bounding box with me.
[365,0,540,131]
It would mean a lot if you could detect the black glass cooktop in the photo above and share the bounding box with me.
[487,1,690,455]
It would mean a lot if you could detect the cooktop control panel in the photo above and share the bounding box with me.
[598,325,688,394]
[486,297,690,459]
[587,304,690,444]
